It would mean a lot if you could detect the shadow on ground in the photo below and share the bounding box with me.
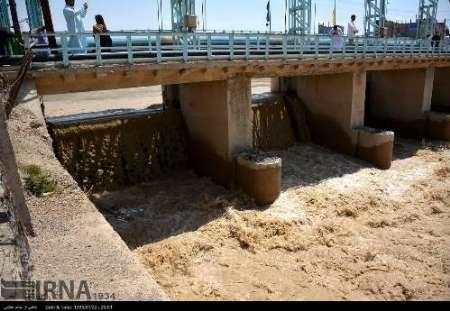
[91,171,239,249]
[90,143,364,249]
[90,139,447,250]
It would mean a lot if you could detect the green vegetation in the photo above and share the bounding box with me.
[23,165,57,197]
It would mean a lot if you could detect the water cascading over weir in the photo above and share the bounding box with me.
[47,92,305,203]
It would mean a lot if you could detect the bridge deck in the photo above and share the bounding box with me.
[31,55,450,95]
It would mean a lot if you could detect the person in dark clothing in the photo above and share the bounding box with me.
[93,15,112,52]
[431,33,441,48]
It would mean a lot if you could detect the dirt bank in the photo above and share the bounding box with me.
[94,139,450,301]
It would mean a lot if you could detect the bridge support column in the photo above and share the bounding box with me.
[280,71,366,155]
[366,68,435,138]
[179,76,253,186]
[162,85,181,109]
[432,67,450,113]
[429,67,450,140]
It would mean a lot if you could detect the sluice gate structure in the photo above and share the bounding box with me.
[4,30,450,202]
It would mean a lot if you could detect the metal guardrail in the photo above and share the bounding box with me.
[21,30,450,67]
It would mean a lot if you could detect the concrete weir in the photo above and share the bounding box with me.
[366,68,435,138]
[47,109,190,192]
[432,67,450,114]
[47,88,296,197]
[40,60,450,200]
[366,67,450,141]
[273,71,366,156]
[272,71,396,169]
[178,77,253,187]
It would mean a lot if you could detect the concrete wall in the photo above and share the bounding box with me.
[179,76,252,186]
[49,110,189,192]
[162,85,181,109]
[280,71,366,155]
[366,68,434,137]
[432,67,450,113]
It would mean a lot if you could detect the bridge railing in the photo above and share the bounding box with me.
[21,30,450,67]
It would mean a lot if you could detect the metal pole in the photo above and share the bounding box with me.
[8,0,20,35]
[39,0,56,48]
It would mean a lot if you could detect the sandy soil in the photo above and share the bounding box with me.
[93,140,450,301]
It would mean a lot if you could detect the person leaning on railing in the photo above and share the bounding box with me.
[93,15,113,53]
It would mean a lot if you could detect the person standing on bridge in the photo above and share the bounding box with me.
[63,0,88,54]
[330,25,344,52]
[93,15,113,52]
[347,14,359,45]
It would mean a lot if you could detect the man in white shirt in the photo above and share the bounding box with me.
[63,0,88,54]
[330,25,344,52]
[348,14,359,44]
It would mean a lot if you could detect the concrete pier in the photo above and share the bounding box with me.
[432,67,450,114]
[179,76,253,186]
[23,57,449,178]
[274,71,366,155]
[366,68,435,138]
[162,85,181,109]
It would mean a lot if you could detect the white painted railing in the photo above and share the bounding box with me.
[21,30,450,67]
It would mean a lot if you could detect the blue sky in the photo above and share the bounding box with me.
[14,0,450,32]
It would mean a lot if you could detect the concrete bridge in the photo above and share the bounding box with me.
[14,31,450,189]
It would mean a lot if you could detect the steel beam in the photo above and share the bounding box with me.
[0,0,10,30]
[8,0,20,34]
[417,0,439,38]
[39,0,56,48]
[171,0,196,32]
[25,0,44,31]
[288,0,312,35]
[364,0,387,37]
